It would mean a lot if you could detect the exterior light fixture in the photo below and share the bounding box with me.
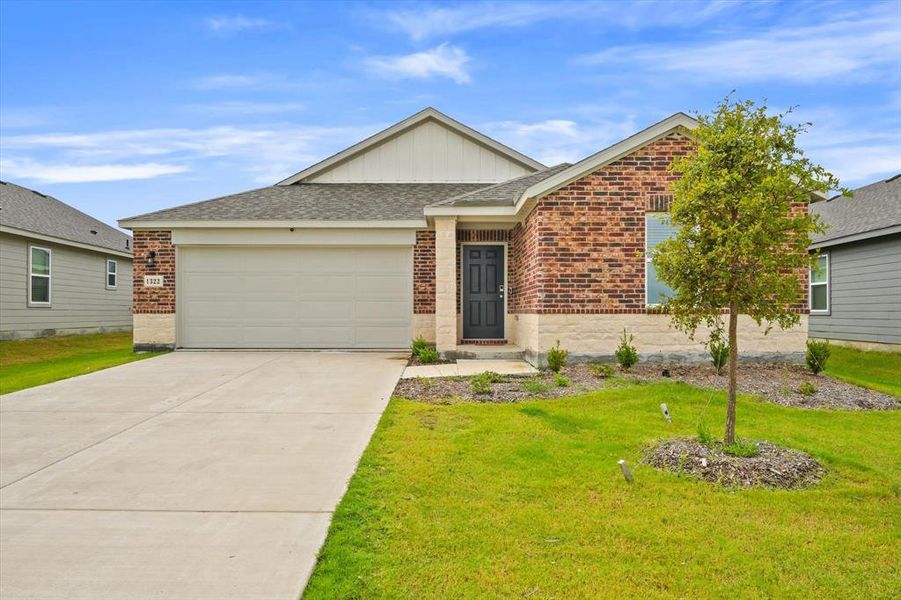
[146,251,156,268]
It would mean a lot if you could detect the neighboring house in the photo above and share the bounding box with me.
[0,182,133,340]
[119,108,808,364]
[808,175,901,350]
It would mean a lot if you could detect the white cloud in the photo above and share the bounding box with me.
[483,115,639,166]
[382,1,742,41]
[364,44,471,84]
[578,9,901,83]
[205,15,276,34]
[0,158,188,183]
[183,101,306,116]
[0,123,381,185]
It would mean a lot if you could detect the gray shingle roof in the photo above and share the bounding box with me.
[810,175,901,246]
[122,183,490,223]
[429,164,572,207]
[0,181,132,254]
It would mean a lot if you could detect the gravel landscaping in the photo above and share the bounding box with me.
[394,361,898,410]
[646,437,827,489]
[625,363,899,410]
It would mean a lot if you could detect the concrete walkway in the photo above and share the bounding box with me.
[0,351,407,600]
[402,358,538,379]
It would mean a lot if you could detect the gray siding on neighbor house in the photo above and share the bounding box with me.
[809,234,901,345]
[0,232,133,340]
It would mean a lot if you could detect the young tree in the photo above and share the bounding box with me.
[653,98,844,444]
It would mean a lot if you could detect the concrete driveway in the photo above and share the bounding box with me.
[0,351,407,599]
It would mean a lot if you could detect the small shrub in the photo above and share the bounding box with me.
[521,377,551,394]
[799,381,817,396]
[697,422,715,447]
[415,376,435,388]
[416,347,439,364]
[806,339,831,375]
[469,371,502,395]
[590,363,615,378]
[553,372,570,387]
[411,335,429,356]
[614,329,639,371]
[722,440,760,458]
[546,340,569,373]
[482,371,504,383]
[709,339,729,376]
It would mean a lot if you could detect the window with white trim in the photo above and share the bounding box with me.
[29,246,51,305]
[106,259,118,289]
[810,254,829,313]
[645,213,676,305]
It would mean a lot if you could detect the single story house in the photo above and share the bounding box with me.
[119,108,808,364]
[0,181,133,340]
[808,175,901,350]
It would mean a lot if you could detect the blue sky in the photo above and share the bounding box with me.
[1,0,899,229]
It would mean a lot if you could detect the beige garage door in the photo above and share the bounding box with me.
[178,246,412,349]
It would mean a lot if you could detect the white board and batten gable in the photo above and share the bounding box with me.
[278,108,545,185]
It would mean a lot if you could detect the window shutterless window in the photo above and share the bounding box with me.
[645,213,676,305]
[106,259,118,289]
[29,246,51,305]
[810,254,829,313]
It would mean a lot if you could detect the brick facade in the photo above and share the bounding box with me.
[506,132,809,315]
[132,230,175,314]
[413,230,435,314]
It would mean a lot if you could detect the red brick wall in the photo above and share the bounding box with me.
[132,230,175,313]
[413,230,435,314]
[511,132,809,314]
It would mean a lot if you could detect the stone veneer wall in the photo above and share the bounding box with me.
[132,230,176,350]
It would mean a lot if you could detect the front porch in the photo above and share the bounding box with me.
[431,216,525,357]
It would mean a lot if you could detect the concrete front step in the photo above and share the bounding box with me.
[443,344,524,361]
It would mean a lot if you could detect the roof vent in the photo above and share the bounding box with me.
[90,230,98,235]
[126,239,130,249]
[886,173,901,182]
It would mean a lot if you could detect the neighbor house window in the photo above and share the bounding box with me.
[645,213,676,305]
[29,246,51,305]
[106,259,118,289]
[810,253,829,313]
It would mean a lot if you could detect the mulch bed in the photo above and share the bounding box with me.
[625,363,898,411]
[394,362,898,410]
[394,364,620,403]
[645,437,827,489]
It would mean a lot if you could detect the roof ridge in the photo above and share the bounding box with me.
[428,163,572,207]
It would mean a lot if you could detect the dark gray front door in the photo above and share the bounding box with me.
[463,245,504,339]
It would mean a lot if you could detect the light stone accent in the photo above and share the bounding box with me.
[133,313,176,347]
[810,337,901,352]
[535,313,808,355]
[509,313,539,352]
[412,313,436,343]
[434,217,457,352]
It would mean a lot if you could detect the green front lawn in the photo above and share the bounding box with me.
[824,345,901,397]
[0,332,162,394]
[305,383,900,598]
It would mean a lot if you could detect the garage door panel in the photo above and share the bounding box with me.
[296,326,355,347]
[179,246,411,348]
[295,274,356,296]
[355,300,410,320]
[356,250,410,272]
[296,300,355,320]
[355,326,409,347]
[356,275,410,296]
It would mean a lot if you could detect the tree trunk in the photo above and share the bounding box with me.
[725,302,739,445]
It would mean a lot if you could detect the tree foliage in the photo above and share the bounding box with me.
[653,97,845,443]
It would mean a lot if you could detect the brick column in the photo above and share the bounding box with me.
[434,216,458,353]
